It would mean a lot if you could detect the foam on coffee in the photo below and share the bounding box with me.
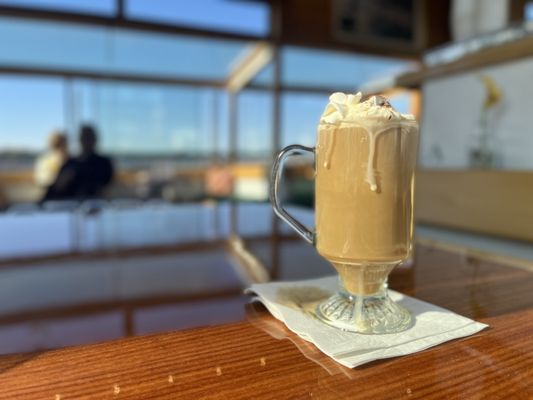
[320,92,416,192]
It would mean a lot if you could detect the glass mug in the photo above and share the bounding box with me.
[270,117,419,333]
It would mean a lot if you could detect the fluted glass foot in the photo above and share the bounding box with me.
[315,290,411,334]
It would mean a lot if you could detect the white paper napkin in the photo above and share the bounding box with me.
[245,276,488,368]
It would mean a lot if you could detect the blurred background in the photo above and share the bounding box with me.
[0,0,532,354]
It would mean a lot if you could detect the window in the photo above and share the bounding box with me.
[74,82,222,165]
[0,76,64,160]
[525,1,533,20]
[237,90,273,160]
[250,62,274,86]
[127,0,270,36]
[112,30,249,80]
[0,0,115,15]
[0,17,251,81]
[282,46,414,90]
[0,17,109,71]
[281,92,327,148]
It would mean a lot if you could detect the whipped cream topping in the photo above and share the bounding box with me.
[320,92,416,129]
[319,92,418,192]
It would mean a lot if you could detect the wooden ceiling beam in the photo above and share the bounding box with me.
[226,42,273,92]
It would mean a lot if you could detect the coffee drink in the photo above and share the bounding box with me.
[271,91,419,333]
[314,93,418,295]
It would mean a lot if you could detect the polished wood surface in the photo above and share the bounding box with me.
[0,244,531,399]
[1,308,529,399]
[415,169,533,242]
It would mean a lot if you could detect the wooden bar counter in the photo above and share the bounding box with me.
[0,244,531,399]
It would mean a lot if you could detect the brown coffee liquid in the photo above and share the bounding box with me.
[315,124,418,294]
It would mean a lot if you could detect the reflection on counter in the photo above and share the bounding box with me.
[0,199,532,355]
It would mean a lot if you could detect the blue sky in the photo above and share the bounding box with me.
[0,76,64,151]
[0,0,269,34]
[0,0,412,156]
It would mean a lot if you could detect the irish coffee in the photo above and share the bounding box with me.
[315,93,418,295]
[270,91,419,332]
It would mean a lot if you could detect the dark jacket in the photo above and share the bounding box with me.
[44,153,113,200]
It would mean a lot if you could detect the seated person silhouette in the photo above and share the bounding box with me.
[44,125,113,201]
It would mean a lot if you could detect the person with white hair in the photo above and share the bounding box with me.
[34,130,69,190]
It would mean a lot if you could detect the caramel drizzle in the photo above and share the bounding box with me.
[322,123,411,192]
[323,128,337,169]
[364,127,388,192]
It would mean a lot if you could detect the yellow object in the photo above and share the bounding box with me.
[480,75,502,109]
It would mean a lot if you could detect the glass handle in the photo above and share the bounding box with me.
[270,144,315,245]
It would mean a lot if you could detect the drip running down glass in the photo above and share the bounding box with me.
[270,93,419,334]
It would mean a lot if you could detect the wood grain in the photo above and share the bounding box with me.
[0,245,531,399]
[415,169,533,242]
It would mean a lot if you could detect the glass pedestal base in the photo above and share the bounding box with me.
[315,289,411,334]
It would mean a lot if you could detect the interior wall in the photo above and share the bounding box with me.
[420,56,533,170]
[415,170,533,242]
